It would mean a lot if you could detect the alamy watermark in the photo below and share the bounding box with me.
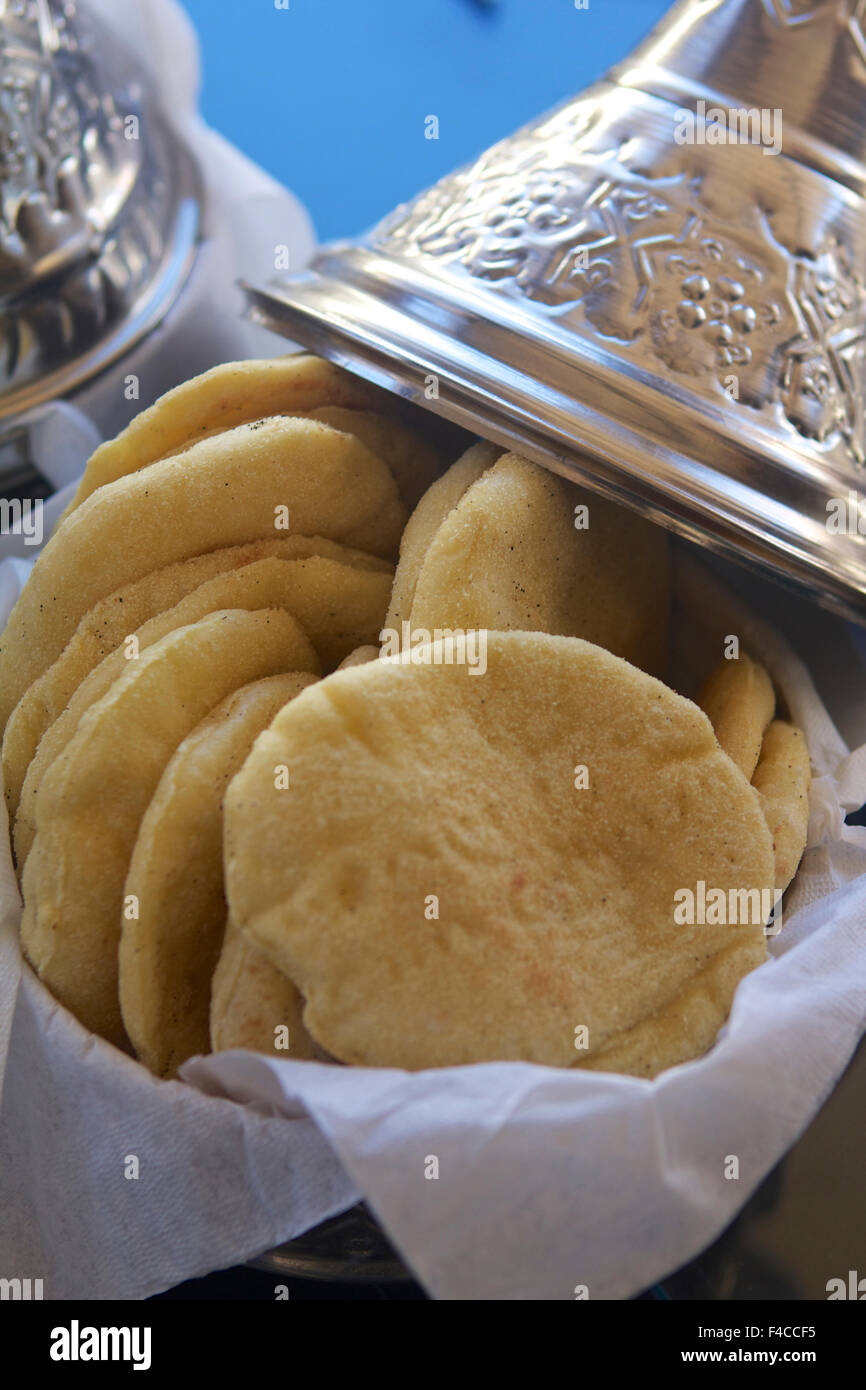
[379,624,488,675]
[0,1275,43,1299]
[674,881,783,936]
[827,491,866,534]
[49,1321,151,1370]
[0,497,43,546]
[674,100,783,157]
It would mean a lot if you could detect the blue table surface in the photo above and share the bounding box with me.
[180,0,671,242]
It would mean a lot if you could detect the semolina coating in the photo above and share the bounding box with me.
[409,453,672,677]
[383,440,502,635]
[698,652,776,780]
[751,720,811,894]
[210,915,318,1062]
[225,632,774,1073]
[120,672,318,1077]
[20,608,315,1049]
[0,415,406,734]
[64,353,391,512]
[1,534,390,825]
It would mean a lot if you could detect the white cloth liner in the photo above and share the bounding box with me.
[0,545,864,1300]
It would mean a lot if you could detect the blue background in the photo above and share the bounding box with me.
[180,0,671,242]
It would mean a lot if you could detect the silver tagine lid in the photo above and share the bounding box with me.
[0,0,201,418]
[245,0,866,625]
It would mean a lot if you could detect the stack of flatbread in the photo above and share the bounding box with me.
[0,354,811,1080]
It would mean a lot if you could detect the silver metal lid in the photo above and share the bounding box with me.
[245,0,866,625]
[0,0,201,417]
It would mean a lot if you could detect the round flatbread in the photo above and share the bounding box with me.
[2,537,389,824]
[64,354,389,512]
[120,672,317,1076]
[698,652,776,780]
[751,720,811,894]
[13,557,328,871]
[210,915,317,1062]
[306,407,445,510]
[225,632,773,1073]
[383,441,501,635]
[408,453,672,676]
[20,608,316,1049]
[0,415,406,735]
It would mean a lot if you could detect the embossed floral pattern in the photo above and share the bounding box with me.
[377,115,866,462]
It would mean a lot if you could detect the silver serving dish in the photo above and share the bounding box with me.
[0,0,201,418]
[245,0,866,625]
[253,1206,409,1285]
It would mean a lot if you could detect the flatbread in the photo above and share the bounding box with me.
[2,536,390,822]
[225,632,773,1073]
[120,672,317,1076]
[0,415,405,733]
[14,558,325,870]
[210,915,317,1062]
[409,453,672,676]
[20,608,315,1048]
[307,407,445,509]
[64,354,388,511]
[383,441,501,634]
[751,720,811,893]
[698,653,776,780]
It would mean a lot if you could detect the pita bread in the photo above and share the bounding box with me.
[20,608,315,1047]
[0,415,405,733]
[225,632,773,1072]
[120,672,317,1076]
